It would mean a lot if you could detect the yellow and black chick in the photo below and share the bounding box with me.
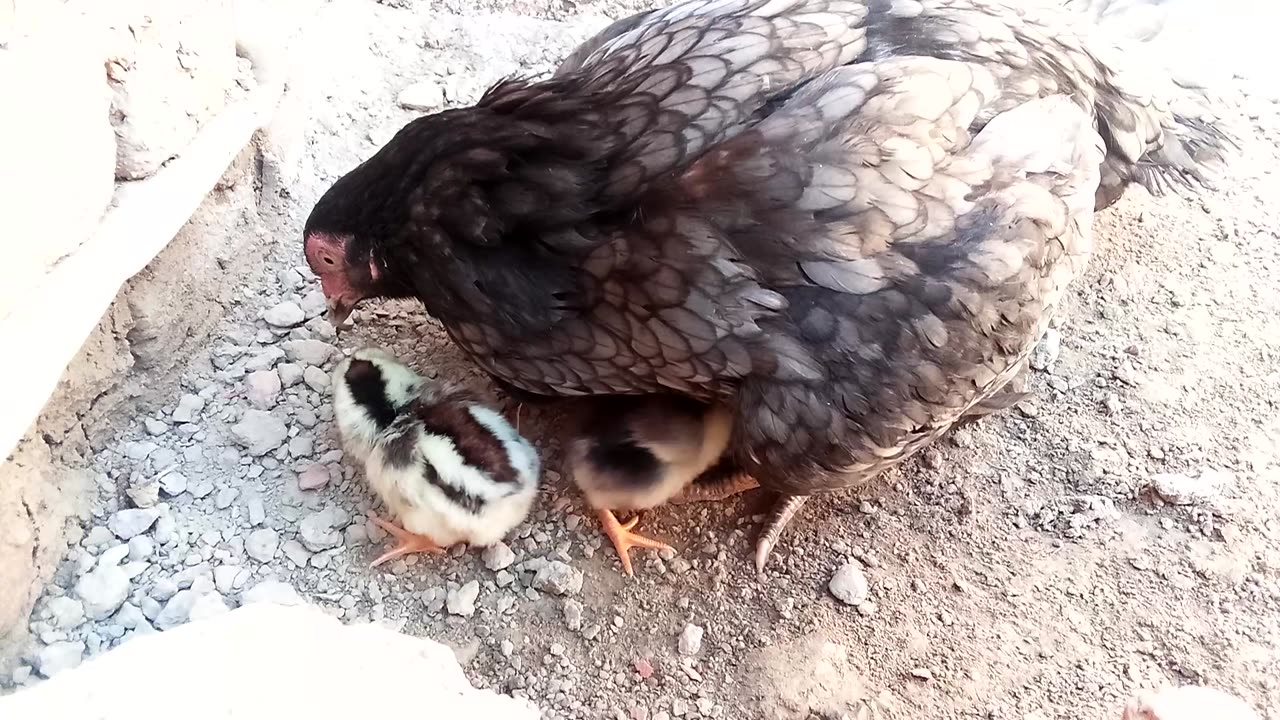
[331,347,540,567]
[566,394,753,576]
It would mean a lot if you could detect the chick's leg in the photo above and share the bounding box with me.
[754,494,809,574]
[670,458,760,505]
[368,514,446,567]
[597,509,674,578]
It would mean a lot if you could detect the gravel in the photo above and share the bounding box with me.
[282,340,336,367]
[298,464,330,491]
[298,508,346,551]
[246,370,283,409]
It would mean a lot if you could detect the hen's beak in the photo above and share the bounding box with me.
[328,298,354,329]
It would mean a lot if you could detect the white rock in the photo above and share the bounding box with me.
[297,464,329,491]
[482,542,516,571]
[35,641,85,678]
[213,566,244,595]
[1030,328,1062,372]
[829,561,870,606]
[74,566,130,620]
[127,536,155,561]
[398,80,445,111]
[299,289,327,319]
[245,347,286,372]
[299,508,346,551]
[245,370,283,409]
[278,363,305,387]
[155,590,200,630]
[0,605,541,717]
[282,340,336,367]
[97,543,130,568]
[188,592,230,622]
[113,603,150,631]
[82,526,114,547]
[245,529,280,563]
[247,498,266,527]
[159,471,188,496]
[1149,468,1236,506]
[1123,685,1261,720]
[282,540,312,568]
[124,441,158,461]
[263,301,306,328]
[678,623,704,655]
[215,487,239,510]
[46,597,86,630]
[241,580,305,607]
[303,366,330,393]
[143,419,168,436]
[172,394,205,423]
[231,410,289,456]
[447,581,480,617]
[532,561,584,596]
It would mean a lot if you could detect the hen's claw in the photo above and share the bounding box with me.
[754,494,809,574]
[597,509,674,577]
[368,514,446,567]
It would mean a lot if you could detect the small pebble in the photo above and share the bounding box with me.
[298,464,330,491]
[447,581,480,617]
[678,623,704,655]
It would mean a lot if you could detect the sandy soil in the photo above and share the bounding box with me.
[9,1,1279,718]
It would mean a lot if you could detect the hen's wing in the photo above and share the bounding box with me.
[699,58,1105,493]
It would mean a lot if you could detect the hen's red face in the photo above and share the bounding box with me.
[303,231,379,328]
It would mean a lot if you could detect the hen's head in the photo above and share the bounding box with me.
[303,166,408,327]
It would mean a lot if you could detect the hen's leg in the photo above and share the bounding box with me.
[368,514,446,567]
[596,509,674,577]
[754,495,810,574]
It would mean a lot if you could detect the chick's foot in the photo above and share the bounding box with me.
[754,494,809,574]
[597,509,674,577]
[368,514,446,567]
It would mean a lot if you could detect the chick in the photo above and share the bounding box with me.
[332,347,540,566]
[1122,686,1261,720]
[566,395,751,576]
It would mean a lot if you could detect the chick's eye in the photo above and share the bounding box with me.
[323,256,335,266]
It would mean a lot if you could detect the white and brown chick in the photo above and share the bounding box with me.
[565,394,751,576]
[331,347,540,567]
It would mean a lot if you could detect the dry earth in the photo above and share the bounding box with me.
[5,1,1279,719]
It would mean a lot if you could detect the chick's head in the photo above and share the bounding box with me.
[331,347,423,458]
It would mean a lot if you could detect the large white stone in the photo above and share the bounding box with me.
[0,603,542,718]
[103,0,240,180]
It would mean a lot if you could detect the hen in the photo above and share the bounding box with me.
[303,0,1230,573]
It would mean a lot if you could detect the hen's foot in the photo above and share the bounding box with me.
[597,509,674,577]
[368,514,446,567]
[670,472,760,504]
[754,495,810,574]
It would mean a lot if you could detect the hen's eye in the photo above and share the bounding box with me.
[324,256,335,266]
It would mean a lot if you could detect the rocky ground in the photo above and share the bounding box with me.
[4,1,1279,719]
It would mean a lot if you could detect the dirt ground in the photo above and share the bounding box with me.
[10,0,1280,718]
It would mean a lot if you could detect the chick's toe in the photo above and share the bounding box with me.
[369,514,446,567]
[597,509,674,577]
